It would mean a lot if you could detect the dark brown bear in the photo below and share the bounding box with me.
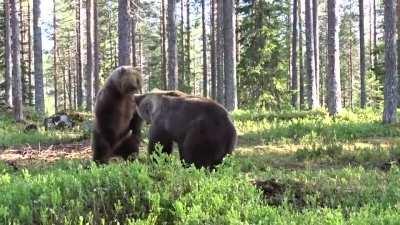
[92,66,143,164]
[134,90,237,168]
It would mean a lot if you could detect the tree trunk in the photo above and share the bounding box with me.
[327,0,342,116]
[86,0,93,111]
[180,0,185,89]
[313,0,320,103]
[202,0,208,97]
[19,0,26,105]
[299,0,305,109]
[186,0,191,90]
[53,0,58,113]
[373,0,377,67]
[132,1,137,67]
[167,0,178,90]
[76,0,83,108]
[305,0,318,109]
[27,0,33,106]
[161,0,167,89]
[216,0,225,104]
[4,0,12,106]
[223,0,237,111]
[291,0,299,108]
[10,0,24,121]
[383,0,398,123]
[359,0,367,108]
[118,0,131,66]
[33,0,45,114]
[349,37,353,109]
[210,0,217,99]
[93,0,100,97]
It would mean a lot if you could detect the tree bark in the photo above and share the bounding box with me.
[86,0,93,111]
[305,0,318,109]
[210,0,217,99]
[132,1,137,67]
[4,0,12,106]
[167,0,178,90]
[223,0,237,111]
[373,0,377,67]
[299,0,305,109]
[327,0,342,116]
[118,0,131,66]
[180,0,185,88]
[216,0,225,104]
[33,0,45,114]
[76,0,83,108]
[313,0,320,103]
[27,0,33,105]
[291,0,299,108]
[202,0,208,97]
[10,0,24,121]
[383,0,398,123]
[93,0,100,96]
[186,0,191,90]
[359,0,367,108]
[161,0,167,89]
[53,0,58,113]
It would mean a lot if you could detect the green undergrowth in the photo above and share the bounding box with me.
[0,114,90,148]
[233,108,400,145]
[0,153,400,225]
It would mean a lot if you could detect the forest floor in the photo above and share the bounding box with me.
[1,109,400,224]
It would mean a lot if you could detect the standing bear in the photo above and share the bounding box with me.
[134,90,237,168]
[92,66,143,164]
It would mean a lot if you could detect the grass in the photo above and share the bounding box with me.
[0,114,90,148]
[1,108,400,224]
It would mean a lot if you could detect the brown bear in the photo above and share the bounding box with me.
[134,90,237,168]
[92,66,143,164]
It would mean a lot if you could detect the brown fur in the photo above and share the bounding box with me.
[134,90,237,168]
[92,66,143,163]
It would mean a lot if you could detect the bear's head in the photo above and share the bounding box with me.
[109,66,142,95]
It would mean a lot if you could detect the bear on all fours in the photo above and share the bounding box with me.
[134,89,237,168]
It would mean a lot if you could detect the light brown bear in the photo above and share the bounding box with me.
[92,66,143,163]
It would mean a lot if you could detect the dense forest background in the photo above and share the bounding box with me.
[0,0,399,121]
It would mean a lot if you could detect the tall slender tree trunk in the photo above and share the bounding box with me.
[223,0,237,111]
[359,0,367,108]
[27,0,32,105]
[373,0,377,67]
[291,0,299,108]
[186,0,191,90]
[299,0,305,109]
[313,0,320,103]
[235,0,240,63]
[369,0,373,66]
[383,0,398,123]
[76,0,83,108]
[216,0,225,104]
[93,0,100,97]
[161,0,167,89]
[132,1,137,67]
[118,0,131,66]
[180,0,185,88]
[10,0,23,121]
[210,0,217,99]
[86,0,93,111]
[68,50,73,109]
[305,0,317,109]
[53,0,58,113]
[167,0,178,90]
[202,0,208,97]
[349,37,353,109]
[4,0,12,106]
[19,0,26,104]
[327,0,342,116]
[33,0,45,114]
